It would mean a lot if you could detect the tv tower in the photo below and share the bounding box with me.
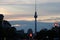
[34,0,38,34]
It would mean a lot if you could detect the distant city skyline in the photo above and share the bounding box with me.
[0,0,60,22]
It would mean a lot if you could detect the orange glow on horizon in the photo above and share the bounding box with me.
[0,8,11,15]
[4,15,60,23]
[5,17,35,21]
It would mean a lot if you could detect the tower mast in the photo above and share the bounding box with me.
[34,0,38,34]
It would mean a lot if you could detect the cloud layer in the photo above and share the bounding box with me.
[0,0,60,22]
[0,0,60,4]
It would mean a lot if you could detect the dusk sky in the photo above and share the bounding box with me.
[0,0,60,22]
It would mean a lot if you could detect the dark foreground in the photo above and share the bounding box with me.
[0,26,60,40]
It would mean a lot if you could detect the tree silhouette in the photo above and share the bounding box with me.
[6,27,17,40]
[34,28,48,40]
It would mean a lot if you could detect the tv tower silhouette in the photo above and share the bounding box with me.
[34,0,38,34]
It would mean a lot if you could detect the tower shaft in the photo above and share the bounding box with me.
[35,18,37,33]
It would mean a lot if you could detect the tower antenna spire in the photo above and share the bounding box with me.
[35,0,36,12]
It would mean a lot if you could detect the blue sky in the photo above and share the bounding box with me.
[0,0,60,22]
